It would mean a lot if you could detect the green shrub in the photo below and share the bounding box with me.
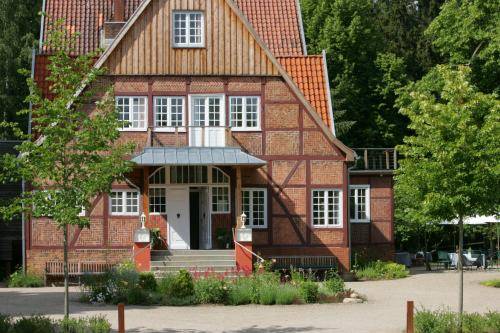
[257,284,277,305]
[194,277,227,304]
[10,316,54,333]
[59,315,111,333]
[139,273,157,292]
[157,273,176,294]
[275,285,299,305]
[7,270,44,288]
[324,270,345,294]
[126,287,151,305]
[481,279,500,288]
[163,295,198,306]
[167,270,194,299]
[355,261,409,280]
[415,309,500,333]
[0,314,12,332]
[226,278,255,305]
[300,281,319,303]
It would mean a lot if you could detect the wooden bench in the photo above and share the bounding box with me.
[270,255,338,271]
[44,261,114,285]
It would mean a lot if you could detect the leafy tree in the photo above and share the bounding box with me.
[0,21,134,318]
[426,0,500,93]
[301,0,383,147]
[300,0,443,147]
[395,65,499,317]
[0,0,42,138]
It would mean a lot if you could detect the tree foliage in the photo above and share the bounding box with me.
[395,65,499,224]
[0,21,135,316]
[300,0,444,147]
[0,0,42,138]
[426,0,500,93]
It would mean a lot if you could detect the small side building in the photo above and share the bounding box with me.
[349,149,396,263]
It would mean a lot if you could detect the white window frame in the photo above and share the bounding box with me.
[116,96,148,131]
[349,185,371,223]
[229,96,261,131]
[211,186,230,214]
[189,94,226,127]
[153,96,186,132]
[149,187,167,215]
[172,11,205,48]
[311,189,343,228]
[242,188,268,229]
[109,190,140,216]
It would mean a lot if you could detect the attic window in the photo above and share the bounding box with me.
[173,11,204,47]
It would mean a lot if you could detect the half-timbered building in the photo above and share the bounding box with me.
[29,0,395,276]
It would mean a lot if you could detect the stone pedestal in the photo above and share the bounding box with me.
[235,228,253,274]
[133,228,151,272]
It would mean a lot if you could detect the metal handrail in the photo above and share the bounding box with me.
[232,228,265,263]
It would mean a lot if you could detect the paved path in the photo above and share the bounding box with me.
[0,270,499,333]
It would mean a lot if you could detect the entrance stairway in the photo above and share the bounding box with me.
[150,250,237,276]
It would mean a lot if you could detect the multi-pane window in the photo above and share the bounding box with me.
[212,168,229,184]
[350,186,370,222]
[170,166,208,184]
[154,97,184,129]
[230,97,260,130]
[149,188,167,214]
[110,190,139,215]
[242,189,267,228]
[173,12,204,47]
[212,186,229,213]
[116,97,147,130]
[312,189,342,227]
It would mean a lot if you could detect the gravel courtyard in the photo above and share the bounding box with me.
[0,270,499,333]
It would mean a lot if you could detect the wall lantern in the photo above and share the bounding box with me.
[240,212,247,229]
[140,212,146,229]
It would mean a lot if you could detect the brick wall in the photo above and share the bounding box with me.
[29,74,358,272]
[350,174,394,253]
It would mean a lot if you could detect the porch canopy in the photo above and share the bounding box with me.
[132,147,267,166]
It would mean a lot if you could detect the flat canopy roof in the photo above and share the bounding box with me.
[132,147,267,167]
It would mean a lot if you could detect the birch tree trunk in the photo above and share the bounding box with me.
[458,216,464,329]
[63,224,69,319]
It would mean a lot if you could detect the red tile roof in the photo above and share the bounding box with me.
[278,56,332,128]
[234,0,305,56]
[42,0,142,55]
[41,0,304,57]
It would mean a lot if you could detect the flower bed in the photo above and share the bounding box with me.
[6,269,44,288]
[415,309,500,333]
[80,262,364,306]
[354,261,409,281]
[0,314,111,333]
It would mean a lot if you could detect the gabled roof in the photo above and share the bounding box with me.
[41,0,305,57]
[278,55,334,130]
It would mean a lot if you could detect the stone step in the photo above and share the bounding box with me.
[151,265,237,272]
[151,259,235,267]
[151,255,235,262]
[151,250,235,256]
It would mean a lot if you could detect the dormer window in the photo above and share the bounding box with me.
[173,11,204,47]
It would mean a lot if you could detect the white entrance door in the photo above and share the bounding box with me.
[189,96,225,147]
[167,187,190,250]
[199,188,212,249]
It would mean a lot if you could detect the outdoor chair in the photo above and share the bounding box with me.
[461,254,480,270]
[437,251,451,269]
